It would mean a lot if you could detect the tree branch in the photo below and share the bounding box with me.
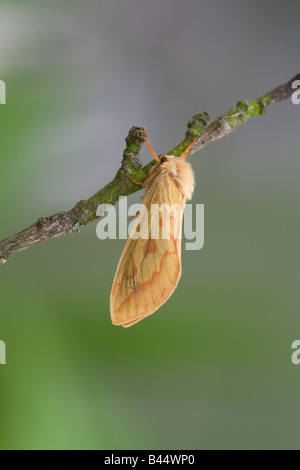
[0,73,299,265]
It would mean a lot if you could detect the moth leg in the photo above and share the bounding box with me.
[128,210,140,222]
[125,168,158,187]
[142,127,160,163]
[125,173,144,186]
[142,170,160,185]
[180,138,197,159]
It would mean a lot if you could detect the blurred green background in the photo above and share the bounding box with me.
[0,0,300,450]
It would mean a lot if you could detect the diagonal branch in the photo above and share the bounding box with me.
[0,73,299,265]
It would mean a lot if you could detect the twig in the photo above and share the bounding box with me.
[0,73,299,265]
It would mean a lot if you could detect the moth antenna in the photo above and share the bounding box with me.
[142,127,160,163]
[180,138,197,160]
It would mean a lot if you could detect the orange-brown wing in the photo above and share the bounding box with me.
[110,177,186,327]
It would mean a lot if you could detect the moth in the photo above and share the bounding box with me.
[110,129,196,327]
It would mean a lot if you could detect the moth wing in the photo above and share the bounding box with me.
[110,177,185,327]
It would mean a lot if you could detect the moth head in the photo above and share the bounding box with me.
[160,155,169,165]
